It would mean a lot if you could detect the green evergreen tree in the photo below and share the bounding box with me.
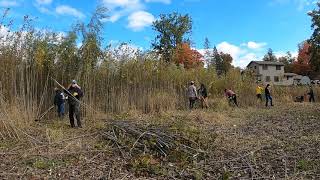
[152,12,192,63]
[262,48,277,62]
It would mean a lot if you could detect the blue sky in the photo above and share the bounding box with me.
[2,0,318,67]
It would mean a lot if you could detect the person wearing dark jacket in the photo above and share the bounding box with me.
[198,84,209,109]
[265,84,273,107]
[54,88,65,118]
[66,80,83,128]
[308,86,315,102]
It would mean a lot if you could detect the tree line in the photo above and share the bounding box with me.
[0,3,319,114]
[260,2,320,78]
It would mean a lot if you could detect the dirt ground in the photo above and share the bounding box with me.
[0,103,319,179]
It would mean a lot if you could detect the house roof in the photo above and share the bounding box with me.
[247,61,284,67]
[284,73,298,77]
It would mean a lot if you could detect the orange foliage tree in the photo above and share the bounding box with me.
[292,42,312,75]
[173,43,204,69]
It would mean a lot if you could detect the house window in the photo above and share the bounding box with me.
[263,65,268,70]
[276,65,281,70]
[266,76,271,82]
[257,76,262,81]
[274,76,279,82]
[287,76,289,80]
[254,66,257,69]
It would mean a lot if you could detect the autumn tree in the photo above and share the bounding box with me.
[152,12,192,63]
[262,48,277,62]
[173,42,203,69]
[292,41,312,75]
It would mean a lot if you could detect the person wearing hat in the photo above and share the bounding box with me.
[66,80,83,128]
[187,81,198,109]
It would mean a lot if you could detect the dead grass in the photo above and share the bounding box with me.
[0,103,319,179]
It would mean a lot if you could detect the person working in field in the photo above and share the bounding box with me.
[198,84,209,109]
[187,81,198,109]
[256,83,263,102]
[265,84,273,107]
[66,80,83,128]
[224,88,238,107]
[308,85,315,102]
[54,87,65,118]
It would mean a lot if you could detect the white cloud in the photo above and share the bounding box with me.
[274,51,298,58]
[270,0,315,10]
[216,41,267,68]
[102,0,144,23]
[246,41,267,50]
[200,40,299,68]
[37,6,51,14]
[237,53,260,68]
[217,42,244,59]
[107,14,122,22]
[0,25,11,41]
[0,0,19,7]
[34,0,53,14]
[214,42,257,68]
[145,0,171,4]
[55,5,85,19]
[103,0,142,8]
[36,0,53,5]
[127,11,155,31]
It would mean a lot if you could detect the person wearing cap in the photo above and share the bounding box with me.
[187,81,198,109]
[66,80,83,128]
[54,87,65,118]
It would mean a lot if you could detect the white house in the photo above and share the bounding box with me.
[247,61,310,86]
[247,61,285,85]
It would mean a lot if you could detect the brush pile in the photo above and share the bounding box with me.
[101,120,215,178]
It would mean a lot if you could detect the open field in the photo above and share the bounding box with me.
[1,103,319,179]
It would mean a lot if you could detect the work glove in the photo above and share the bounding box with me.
[73,92,78,97]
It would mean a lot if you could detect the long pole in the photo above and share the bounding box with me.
[50,77,99,114]
[35,105,54,121]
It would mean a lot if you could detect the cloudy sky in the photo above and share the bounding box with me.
[2,0,318,67]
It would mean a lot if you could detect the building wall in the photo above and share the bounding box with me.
[282,76,294,86]
[258,65,284,85]
[248,62,261,81]
[248,63,285,85]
